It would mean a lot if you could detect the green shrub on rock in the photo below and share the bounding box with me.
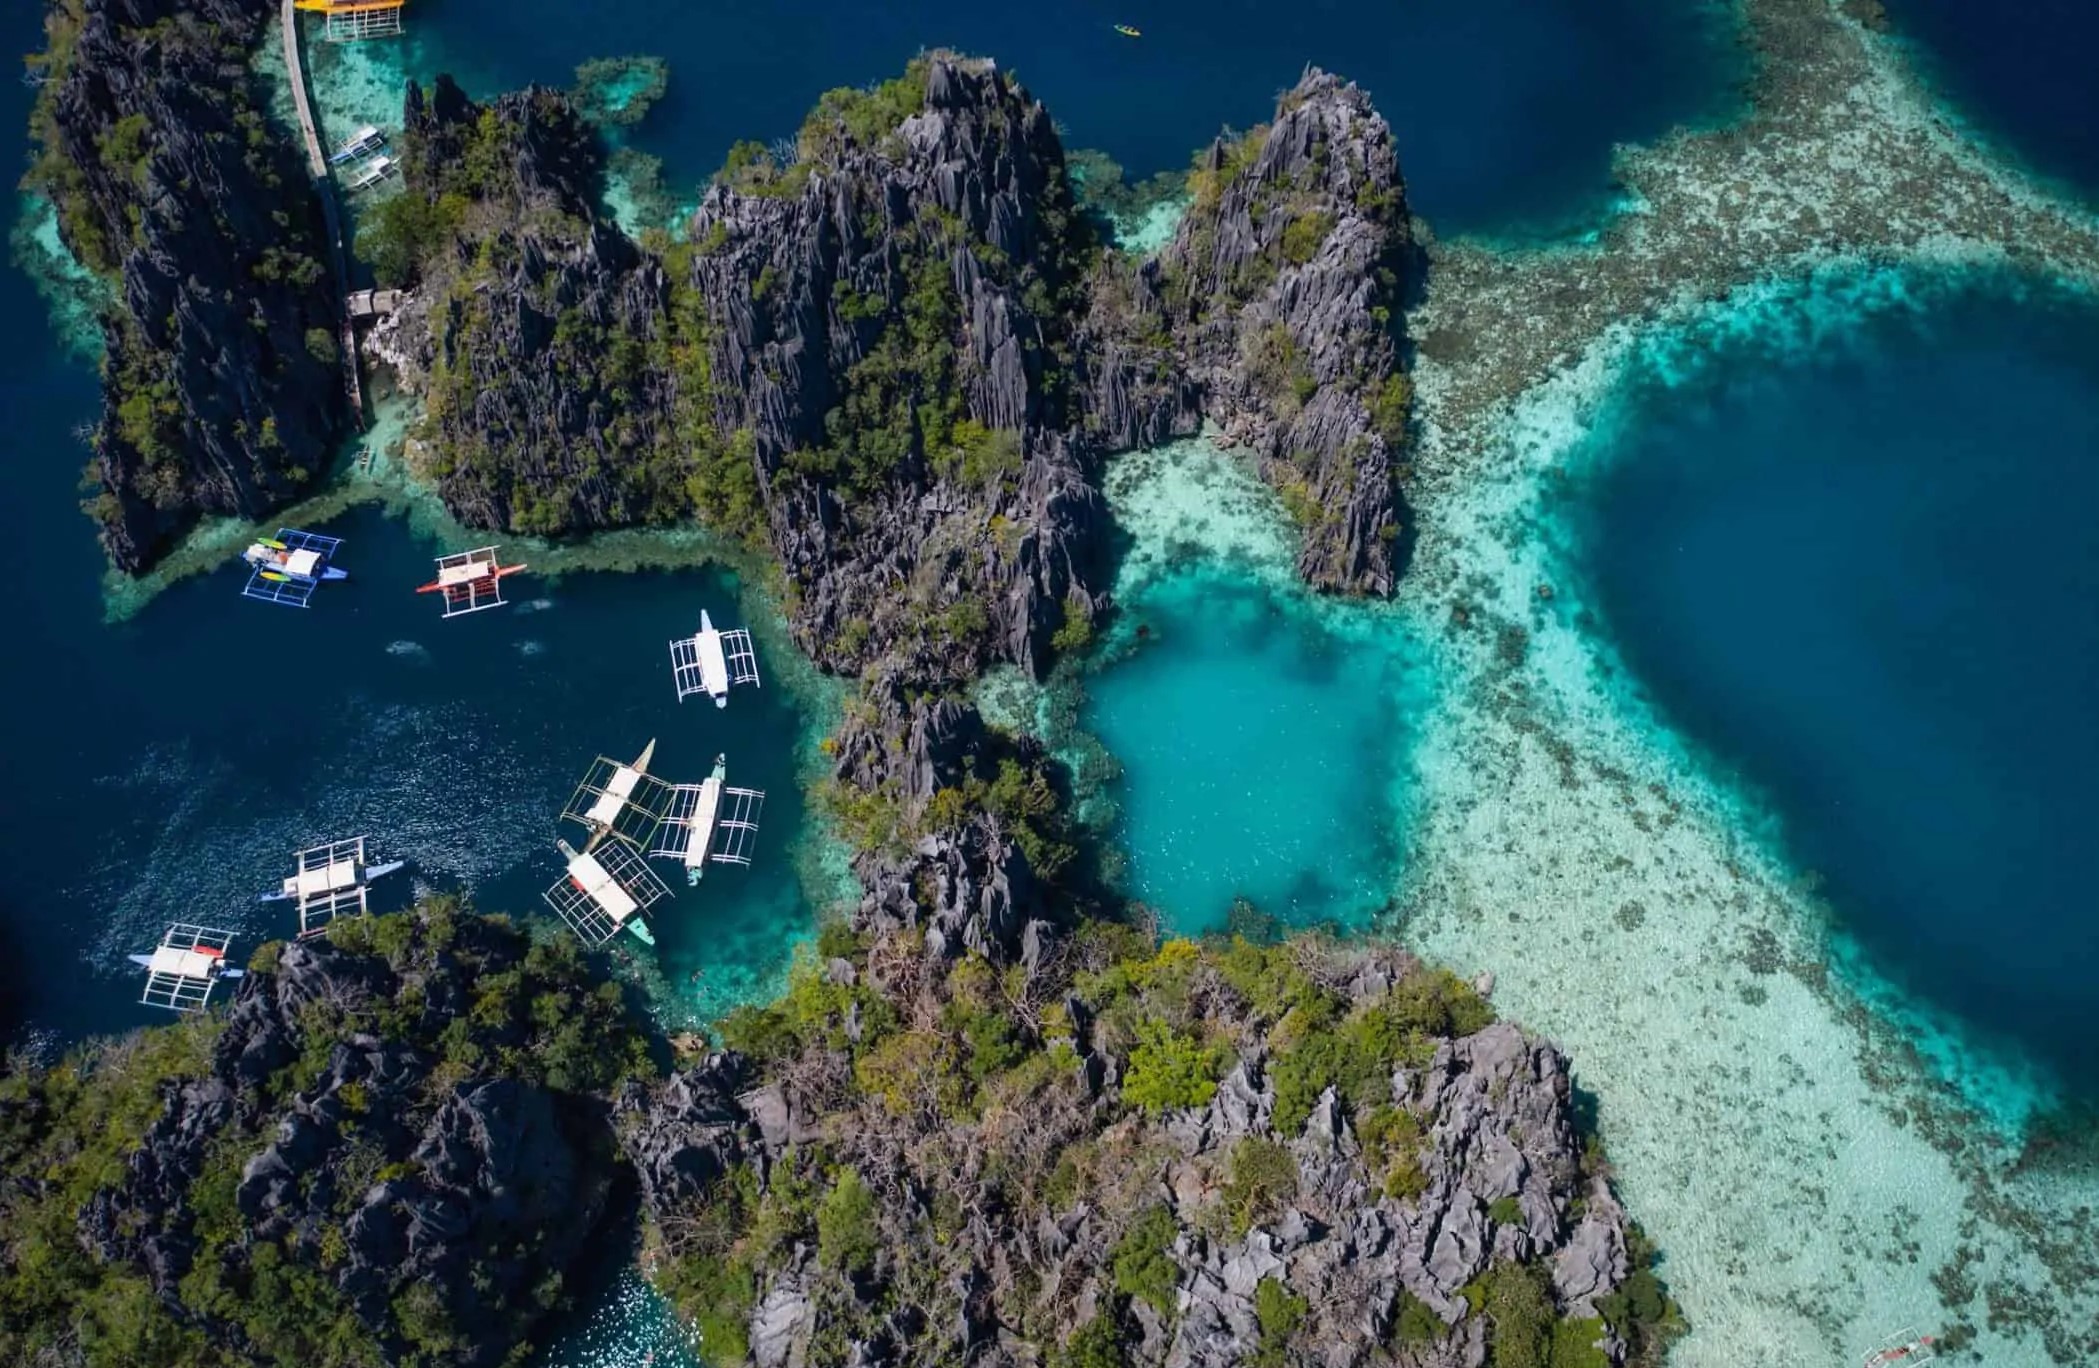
[1122,1018,1226,1112]
[1110,1205,1181,1319]
[1481,1262,1554,1368]
[1057,1311,1128,1368]
[1253,1275,1309,1365]
[1222,1137,1300,1237]
[817,1167,881,1275]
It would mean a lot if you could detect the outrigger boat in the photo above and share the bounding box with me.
[560,739,675,848]
[259,836,405,937]
[545,834,672,947]
[347,154,397,191]
[649,754,765,886]
[241,528,347,607]
[132,924,244,1012]
[329,124,385,165]
[417,545,528,617]
[669,610,761,708]
[1863,1330,1938,1367]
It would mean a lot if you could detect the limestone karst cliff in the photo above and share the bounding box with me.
[619,932,1678,1368]
[0,904,655,1366]
[31,0,351,571]
[1156,70,1416,594]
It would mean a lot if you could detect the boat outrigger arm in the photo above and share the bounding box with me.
[261,836,405,937]
[543,834,672,947]
[418,546,527,617]
[133,924,244,1012]
[649,755,765,886]
[669,610,761,707]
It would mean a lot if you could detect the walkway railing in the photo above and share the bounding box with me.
[279,0,367,427]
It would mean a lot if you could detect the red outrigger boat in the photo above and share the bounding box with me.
[417,545,527,617]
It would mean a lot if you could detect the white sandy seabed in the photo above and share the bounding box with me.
[1392,261,2099,1368]
[1089,268,2099,1368]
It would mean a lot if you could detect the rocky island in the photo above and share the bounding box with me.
[7,13,1685,1363]
[0,902,1676,1368]
[27,0,353,571]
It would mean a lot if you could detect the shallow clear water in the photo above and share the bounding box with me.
[303,0,1743,239]
[1087,569,1414,934]
[1566,279,2099,1097]
[1076,442,1424,934]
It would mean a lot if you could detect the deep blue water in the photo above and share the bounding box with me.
[0,3,818,1054]
[1083,569,1414,934]
[378,0,1743,236]
[1570,281,2099,1096]
[0,486,819,1046]
[1886,0,2099,199]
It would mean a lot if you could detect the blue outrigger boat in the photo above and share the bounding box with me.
[241,528,347,607]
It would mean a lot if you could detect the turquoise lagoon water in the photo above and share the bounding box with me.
[1075,445,1425,935]
[1078,278,2099,1363]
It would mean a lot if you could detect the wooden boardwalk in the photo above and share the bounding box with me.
[279,0,367,427]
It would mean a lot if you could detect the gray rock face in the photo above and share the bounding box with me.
[668,937,1639,1368]
[1157,67,1415,595]
[618,1053,753,1213]
[388,76,685,535]
[686,55,1107,686]
[73,921,625,1367]
[45,0,351,571]
[752,1273,815,1368]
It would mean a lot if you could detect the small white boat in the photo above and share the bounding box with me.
[263,838,403,937]
[649,754,765,886]
[329,124,385,164]
[135,925,244,1012]
[669,610,761,707]
[347,154,397,192]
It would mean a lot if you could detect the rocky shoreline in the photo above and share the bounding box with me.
[29,0,352,571]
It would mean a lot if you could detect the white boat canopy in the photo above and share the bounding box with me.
[670,610,760,707]
[286,836,373,937]
[139,924,238,1012]
[422,546,518,617]
[650,756,764,880]
[543,837,671,946]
